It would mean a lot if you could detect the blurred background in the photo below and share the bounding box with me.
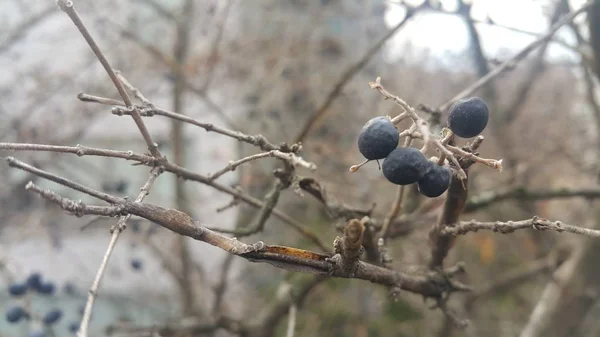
[1,0,599,336]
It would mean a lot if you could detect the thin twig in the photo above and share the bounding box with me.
[442,216,600,238]
[286,304,297,337]
[108,103,297,153]
[77,167,162,337]
[56,0,161,157]
[5,156,120,204]
[0,142,328,250]
[208,150,316,181]
[0,142,156,164]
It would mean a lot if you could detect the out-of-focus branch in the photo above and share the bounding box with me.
[438,1,593,112]
[464,187,600,212]
[297,177,373,220]
[292,4,419,143]
[114,19,237,127]
[134,0,176,22]
[518,248,584,337]
[208,181,282,237]
[588,0,600,80]
[247,275,326,337]
[0,6,55,54]
[199,0,235,92]
[466,258,555,304]
[442,216,600,238]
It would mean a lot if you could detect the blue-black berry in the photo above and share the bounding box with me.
[6,306,28,323]
[358,116,399,160]
[8,282,28,296]
[69,322,80,333]
[382,147,431,185]
[64,282,77,296]
[26,272,43,290]
[38,282,55,295]
[42,309,63,325]
[131,258,143,271]
[418,165,452,197]
[448,97,489,138]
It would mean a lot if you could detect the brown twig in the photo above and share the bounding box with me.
[442,216,600,238]
[16,175,462,299]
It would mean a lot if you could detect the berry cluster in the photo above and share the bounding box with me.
[5,272,83,336]
[353,95,491,198]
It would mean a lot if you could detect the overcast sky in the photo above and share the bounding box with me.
[384,0,587,68]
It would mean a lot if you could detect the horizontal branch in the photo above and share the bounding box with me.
[442,216,600,238]
[24,180,465,299]
[465,187,600,212]
[77,93,296,153]
[1,144,328,251]
[207,150,316,181]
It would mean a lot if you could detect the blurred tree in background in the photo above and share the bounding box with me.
[1,1,600,337]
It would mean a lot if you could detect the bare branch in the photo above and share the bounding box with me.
[78,166,163,337]
[23,182,460,298]
[5,156,120,204]
[55,0,161,157]
[0,142,328,251]
[108,104,298,153]
[208,181,282,237]
[464,187,600,212]
[438,2,593,111]
[0,6,56,54]
[292,4,417,143]
[442,216,600,238]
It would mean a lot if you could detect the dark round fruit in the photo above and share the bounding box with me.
[8,283,27,296]
[115,180,128,194]
[42,309,63,325]
[26,272,43,290]
[6,306,28,323]
[358,116,399,160]
[38,282,56,295]
[64,282,77,296]
[69,322,80,333]
[382,147,431,185]
[448,97,489,138]
[131,258,143,271]
[418,165,452,197]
